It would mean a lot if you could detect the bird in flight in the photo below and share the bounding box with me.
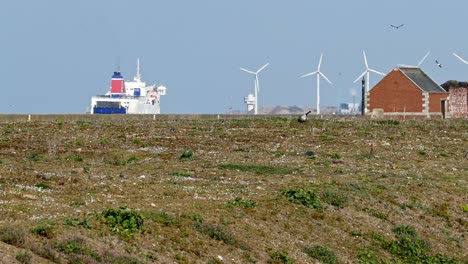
[435,60,442,68]
[390,24,404,29]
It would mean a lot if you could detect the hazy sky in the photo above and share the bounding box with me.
[1,0,467,114]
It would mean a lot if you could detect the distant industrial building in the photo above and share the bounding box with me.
[367,67,448,118]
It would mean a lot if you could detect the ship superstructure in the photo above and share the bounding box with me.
[91,59,167,114]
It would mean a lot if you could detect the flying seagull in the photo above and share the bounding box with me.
[435,60,442,68]
[391,24,404,29]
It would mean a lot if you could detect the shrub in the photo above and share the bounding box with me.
[383,226,461,263]
[392,225,417,238]
[34,183,52,190]
[195,221,241,248]
[127,156,138,164]
[29,243,60,262]
[144,211,180,226]
[26,152,42,162]
[31,224,53,238]
[365,208,388,220]
[356,248,381,263]
[281,188,322,209]
[55,236,100,262]
[462,205,468,212]
[101,208,144,238]
[179,150,193,160]
[65,154,83,162]
[320,189,348,208]
[330,153,342,159]
[16,250,32,264]
[269,251,295,263]
[64,217,92,228]
[227,197,256,209]
[0,226,25,246]
[384,237,430,263]
[303,245,337,264]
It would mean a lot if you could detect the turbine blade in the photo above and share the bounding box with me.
[240,68,256,74]
[363,50,369,69]
[319,72,332,84]
[317,53,323,71]
[301,71,318,78]
[417,51,430,67]
[453,53,468,64]
[369,69,385,76]
[398,64,415,68]
[353,71,367,83]
[257,63,269,74]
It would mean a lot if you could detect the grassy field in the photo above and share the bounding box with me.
[0,117,466,263]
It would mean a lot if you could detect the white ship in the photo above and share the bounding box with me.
[91,59,167,114]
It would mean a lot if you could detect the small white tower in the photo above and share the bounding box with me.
[244,93,256,113]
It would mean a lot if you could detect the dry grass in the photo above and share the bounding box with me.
[0,117,466,263]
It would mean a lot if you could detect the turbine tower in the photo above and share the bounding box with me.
[398,51,430,68]
[453,52,468,64]
[240,63,269,114]
[301,53,332,115]
[353,51,385,92]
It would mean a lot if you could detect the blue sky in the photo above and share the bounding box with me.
[1,0,467,114]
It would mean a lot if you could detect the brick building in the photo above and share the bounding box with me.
[367,67,448,118]
[440,81,468,118]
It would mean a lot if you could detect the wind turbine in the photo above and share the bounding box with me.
[353,51,385,92]
[453,52,468,64]
[398,51,430,68]
[300,53,332,115]
[240,63,269,115]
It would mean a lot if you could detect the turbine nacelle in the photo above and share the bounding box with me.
[353,50,385,93]
[300,53,332,115]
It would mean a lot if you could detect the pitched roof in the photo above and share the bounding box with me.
[399,68,447,93]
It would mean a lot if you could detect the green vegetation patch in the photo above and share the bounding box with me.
[227,197,256,209]
[64,217,92,228]
[303,244,337,264]
[65,154,83,162]
[0,226,25,247]
[320,189,349,208]
[34,183,52,190]
[55,236,101,262]
[218,164,296,175]
[195,220,243,249]
[143,211,181,227]
[281,188,322,209]
[179,150,193,160]
[269,251,295,263]
[16,250,32,264]
[170,170,193,177]
[382,225,460,263]
[31,224,53,238]
[26,152,43,162]
[101,208,144,238]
